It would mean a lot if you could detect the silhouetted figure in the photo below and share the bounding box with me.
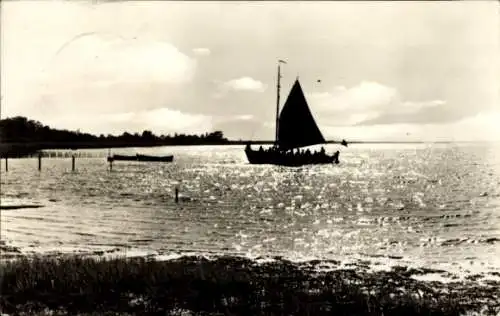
[334,150,340,164]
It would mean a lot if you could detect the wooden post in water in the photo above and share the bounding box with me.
[4,157,8,172]
[107,148,112,171]
[38,153,42,171]
[175,186,179,203]
[72,155,76,172]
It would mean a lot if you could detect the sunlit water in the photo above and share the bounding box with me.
[1,143,499,282]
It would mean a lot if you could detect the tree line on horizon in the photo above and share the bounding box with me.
[0,116,229,146]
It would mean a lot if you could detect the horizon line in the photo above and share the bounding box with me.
[1,115,498,144]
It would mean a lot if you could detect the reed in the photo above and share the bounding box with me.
[1,255,498,315]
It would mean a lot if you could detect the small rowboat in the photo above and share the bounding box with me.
[107,154,173,162]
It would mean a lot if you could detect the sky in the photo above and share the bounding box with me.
[1,0,499,142]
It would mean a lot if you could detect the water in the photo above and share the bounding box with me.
[1,143,499,281]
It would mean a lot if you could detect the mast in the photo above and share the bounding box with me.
[275,59,286,144]
[275,63,281,144]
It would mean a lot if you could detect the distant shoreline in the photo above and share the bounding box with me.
[1,116,495,157]
[0,139,492,157]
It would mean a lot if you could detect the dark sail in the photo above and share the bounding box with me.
[277,79,326,150]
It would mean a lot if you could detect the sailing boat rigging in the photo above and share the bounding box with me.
[245,60,340,166]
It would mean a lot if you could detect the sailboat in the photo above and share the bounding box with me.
[245,60,340,166]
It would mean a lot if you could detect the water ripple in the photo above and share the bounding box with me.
[1,143,500,278]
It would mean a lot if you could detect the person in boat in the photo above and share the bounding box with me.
[245,143,251,151]
[259,146,264,152]
[320,146,325,155]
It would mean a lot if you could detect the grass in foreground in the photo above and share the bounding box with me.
[1,255,499,315]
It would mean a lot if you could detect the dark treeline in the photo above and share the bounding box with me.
[1,116,230,145]
[0,116,230,156]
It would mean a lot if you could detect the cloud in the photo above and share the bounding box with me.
[222,77,267,92]
[215,114,254,121]
[308,81,457,127]
[233,114,254,121]
[441,110,500,141]
[2,1,497,141]
[42,107,213,136]
[8,33,199,120]
[322,82,398,112]
[212,77,267,99]
[43,34,197,87]
[307,81,398,125]
[211,115,270,140]
[320,109,500,142]
[192,48,211,56]
[355,100,456,125]
[103,108,213,135]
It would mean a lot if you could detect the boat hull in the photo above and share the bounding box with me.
[245,147,339,166]
[107,154,173,162]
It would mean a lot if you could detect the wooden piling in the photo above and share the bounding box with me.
[4,157,8,172]
[175,187,179,203]
[72,155,76,171]
[38,153,42,171]
[108,149,112,171]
